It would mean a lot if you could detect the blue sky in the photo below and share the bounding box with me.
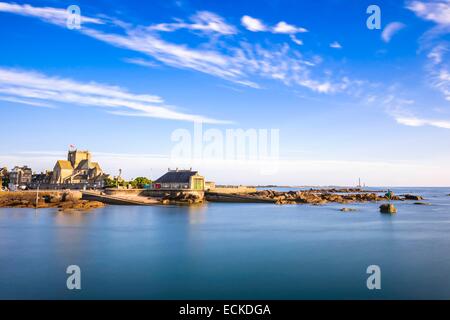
[1,0,450,186]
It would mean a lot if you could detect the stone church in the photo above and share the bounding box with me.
[51,149,108,187]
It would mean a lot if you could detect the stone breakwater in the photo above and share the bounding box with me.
[245,190,423,205]
[0,191,105,211]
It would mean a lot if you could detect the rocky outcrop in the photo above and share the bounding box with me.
[380,204,397,214]
[247,190,388,205]
[244,190,423,205]
[402,194,424,201]
[0,191,104,211]
[305,188,385,193]
[340,208,358,212]
[160,192,203,205]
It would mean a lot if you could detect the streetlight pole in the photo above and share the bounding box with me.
[35,183,40,209]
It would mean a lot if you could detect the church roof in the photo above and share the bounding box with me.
[89,162,101,170]
[56,160,73,170]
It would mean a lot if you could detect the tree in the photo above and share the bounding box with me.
[104,178,117,188]
[104,177,127,188]
[131,177,152,189]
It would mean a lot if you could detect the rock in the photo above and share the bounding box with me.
[403,194,423,201]
[340,208,357,212]
[58,200,104,212]
[414,202,431,205]
[380,203,397,214]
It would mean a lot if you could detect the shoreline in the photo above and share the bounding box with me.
[0,190,105,211]
[0,188,427,210]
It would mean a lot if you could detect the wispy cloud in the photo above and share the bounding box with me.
[0,67,231,123]
[407,1,450,100]
[376,88,450,130]
[0,2,347,94]
[0,1,103,26]
[382,22,406,42]
[0,95,56,108]
[122,57,159,68]
[290,35,303,45]
[148,11,237,35]
[406,1,450,104]
[395,116,450,129]
[406,0,450,26]
[406,0,450,48]
[426,43,450,101]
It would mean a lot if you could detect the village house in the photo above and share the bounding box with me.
[8,166,32,190]
[29,171,53,189]
[152,169,205,191]
[50,149,109,188]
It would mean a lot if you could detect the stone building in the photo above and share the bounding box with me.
[152,169,205,191]
[9,166,32,189]
[51,149,108,188]
[29,171,53,189]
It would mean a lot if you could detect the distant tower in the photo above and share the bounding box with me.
[68,149,91,168]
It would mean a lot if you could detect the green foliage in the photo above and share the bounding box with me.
[1,176,9,188]
[130,177,152,189]
[104,176,152,189]
[104,177,127,188]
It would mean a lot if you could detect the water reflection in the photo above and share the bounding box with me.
[188,204,207,225]
[0,188,449,299]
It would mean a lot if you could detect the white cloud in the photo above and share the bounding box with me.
[425,43,450,101]
[0,96,55,108]
[80,27,259,88]
[379,90,450,130]
[329,41,342,49]
[427,44,448,63]
[241,15,307,34]
[406,0,450,26]
[148,11,237,35]
[395,116,450,129]
[123,57,158,67]
[273,21,307,34]
[241,15,267,32]
[0,2,353,95]
[0,1,103,26]
[290,35,303,45]
[405,2,450,103]
[0,67,231,124]
[382,22,406,42]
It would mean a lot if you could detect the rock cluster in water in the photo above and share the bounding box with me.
[160,192,203,205]
[0,191,104,211]
[248,190,423,205]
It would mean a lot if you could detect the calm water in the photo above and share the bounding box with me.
[0,187,449,299]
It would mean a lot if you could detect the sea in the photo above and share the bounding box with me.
[0,187,449,299]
